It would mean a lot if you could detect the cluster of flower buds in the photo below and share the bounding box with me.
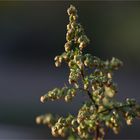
[51,114,77,138]
[76,105,95,139]
[103,111,120,134]
[37,5,140,140]
[68,65,81,85]
[54,55,63,67]
[110,57,123,70]
[76,102,108,139]
[83,70,117,106]
[40,87,76,103]
[66,5,90,50]
[51,120,68,137]
[36,113,55,128]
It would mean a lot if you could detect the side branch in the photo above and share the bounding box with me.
[98,103,136,114]
[80,69,98,109]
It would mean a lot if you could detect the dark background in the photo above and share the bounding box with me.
[0,1,140,139]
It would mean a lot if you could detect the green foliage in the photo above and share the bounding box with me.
[36,5,140,140]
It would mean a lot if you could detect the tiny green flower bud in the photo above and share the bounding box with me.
[43,114,53,125]
[98,105,104,112]
[64,41,71,52]
[71,118,77,126]
[36,116,43,124]
[78,36,82,43]
[67,24,71,30]
[92,85,96,91]
[40,95,47,103]
[66,33,71,41]
[71,22,77,29]
[107,73,112,79]
[105,121,110,127]
[77,61,84,69]
[51,127,58,137]
[126,116,133,125]
[113,127,119,134]
[84,83,89,90]
[74,83,79,89]
[104,86,115,98]
[55,61,61,67]
[102,97,109,105]
[99,128,105,136]
[64,95,72,102]
[59,57,62,62]
[73,14,78,21]
[77,126,83,134]
[54,56,59,61]
[71,89,76,97]
[67,5,77,16]
[79,41,86,50]
[58,127,67,137]
[84,59,89,67]
[68,61,75,67]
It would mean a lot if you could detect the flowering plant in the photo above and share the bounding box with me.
[36,5,140,140]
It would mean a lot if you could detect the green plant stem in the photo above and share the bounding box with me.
[98,103,135,114]
[95,124,100,140]
[80,68,98,109]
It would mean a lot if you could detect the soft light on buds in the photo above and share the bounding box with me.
[40,96,45,103]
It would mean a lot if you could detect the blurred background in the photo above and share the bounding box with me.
[0,1,140,139]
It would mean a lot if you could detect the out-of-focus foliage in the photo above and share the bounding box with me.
[36,5,140,140]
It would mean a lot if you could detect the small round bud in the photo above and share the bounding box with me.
[54,56,59,61]
[102,97,109,105]
[104,86,115,98]
[43,114,53,125]
[113,127,119,134]
[66,33,71,41]
[105,121,110,127]
[64,95,72,102]
[71,22,77,29]
[92,85,96,91]
[63,53,69,61]
[59,57,62,63]
[36,116,43,124]
[40,96,46,103]
[71,89,76,97]
[77,61,84,69]
[73,14,78,21]
[74,83,79,89]
[126,116,133,125]
[84,83,89,90]
[55,61,61,67]
[107,73,112,79]
[79,41,86,50]
[78,36,82,43]
[67,24,71,30]
[51,127,58,137]
[68,61,75,67]
[64,41,71,52]
[77,126,83,134]
[84,59,89,67]
[99,128,105,136]
[67,5,77,16]
[58,127,67,137]
[71,118,77,126]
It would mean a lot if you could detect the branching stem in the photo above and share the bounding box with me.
[80,68,98,109]
[98,103,135,114]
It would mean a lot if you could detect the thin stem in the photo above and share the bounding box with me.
[80,68,98,109]
[98,103,135,114]
[95,124,100,140]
